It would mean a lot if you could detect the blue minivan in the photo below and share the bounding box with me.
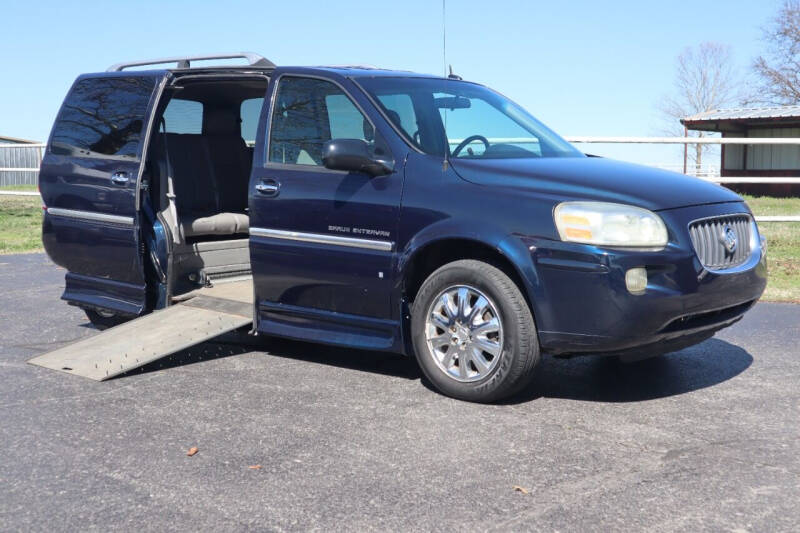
[40,53,767,402]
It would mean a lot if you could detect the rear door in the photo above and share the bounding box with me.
[40,72,166,316]
[249,72,405,350]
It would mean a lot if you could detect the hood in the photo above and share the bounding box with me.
[449,156,742,211]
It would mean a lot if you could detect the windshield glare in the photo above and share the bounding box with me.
[357,77,583,160]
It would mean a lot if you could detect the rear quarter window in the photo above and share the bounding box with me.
[50,76,156,158]
[241,98,264,145]
[163,98,203,134]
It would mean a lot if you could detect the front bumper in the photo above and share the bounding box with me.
[528,202,767,357]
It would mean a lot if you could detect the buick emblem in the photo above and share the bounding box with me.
[721,225,737,254]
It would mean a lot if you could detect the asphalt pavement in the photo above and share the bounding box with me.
[1,253,798,532]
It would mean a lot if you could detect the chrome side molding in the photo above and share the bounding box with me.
[46,208,134,226]
[250,227,393,252]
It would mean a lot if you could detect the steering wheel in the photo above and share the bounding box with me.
[451,135,490,157]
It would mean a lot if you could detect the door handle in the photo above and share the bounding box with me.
[255,179,280,197]
[110,171,129,185]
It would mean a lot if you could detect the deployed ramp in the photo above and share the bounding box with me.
[28,280,253,381]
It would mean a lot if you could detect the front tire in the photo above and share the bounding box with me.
[411,260,540,403]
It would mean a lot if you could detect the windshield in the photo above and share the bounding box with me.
[357,77,583,159]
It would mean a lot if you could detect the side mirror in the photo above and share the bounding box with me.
[322,139,392,177]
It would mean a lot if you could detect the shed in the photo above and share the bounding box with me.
[681,106,800,196]
[0,135,42,188]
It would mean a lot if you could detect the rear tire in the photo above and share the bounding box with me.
[84,309,129,330]
[411,260,540,403]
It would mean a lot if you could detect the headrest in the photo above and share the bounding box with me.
[384,109,402,127]
[204,107,239,136]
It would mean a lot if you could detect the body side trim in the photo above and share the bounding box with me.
[250,227,393,251]
[47,208,134,226]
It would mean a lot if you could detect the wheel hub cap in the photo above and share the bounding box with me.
[425,285,504,383]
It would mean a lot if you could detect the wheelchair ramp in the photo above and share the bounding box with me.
[28,280,253,381]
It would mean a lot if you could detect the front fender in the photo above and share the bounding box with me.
[396,217,546,324]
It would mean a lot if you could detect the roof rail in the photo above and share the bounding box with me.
[106,52,275,72]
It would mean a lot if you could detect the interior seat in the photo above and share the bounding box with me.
[180,211,250,237]
[203,108,252,214]
[164,132,251,239]
[205,135,251,213]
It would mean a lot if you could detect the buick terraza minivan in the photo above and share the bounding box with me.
[40,53,767,402]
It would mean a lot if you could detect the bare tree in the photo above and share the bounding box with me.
[753,0,800,105]
[660,42,740,170]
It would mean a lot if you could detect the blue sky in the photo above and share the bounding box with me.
[0,0,781,165]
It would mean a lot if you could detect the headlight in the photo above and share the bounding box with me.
[553,201,668,247]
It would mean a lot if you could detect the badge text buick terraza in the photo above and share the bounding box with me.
[38,53,767,402]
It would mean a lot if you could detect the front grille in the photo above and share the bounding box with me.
[688,214,752,270]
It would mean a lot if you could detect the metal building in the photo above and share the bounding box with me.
[682,106,800,196]
[0,135,43,187]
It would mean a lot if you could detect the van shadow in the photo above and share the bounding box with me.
[504,338,753,404]
[119,331,751,404]
[118,329,421,380]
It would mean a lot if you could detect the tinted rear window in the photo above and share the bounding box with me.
[163,98,203,134]
[50,76,156,158]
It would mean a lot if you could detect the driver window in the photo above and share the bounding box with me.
[437,94,542,157]
[376,94,418,141]
[269,77,379,166]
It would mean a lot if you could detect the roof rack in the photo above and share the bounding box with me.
[320,64,381,70]
[106,52,275,72]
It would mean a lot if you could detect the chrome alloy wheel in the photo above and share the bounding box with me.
[424,285,504,382]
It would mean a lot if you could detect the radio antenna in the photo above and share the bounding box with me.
[442,0,447,76]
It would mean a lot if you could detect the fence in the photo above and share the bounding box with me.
[651,163,721,179]
[1,138,799,222]
[563,136,800,223]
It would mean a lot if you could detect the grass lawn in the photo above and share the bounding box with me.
[742,194,800,216]
[756,223,800,302]
[1,190,798,301]
[742,195,800,302]
[0,184,38,192]
[0,195,43,254]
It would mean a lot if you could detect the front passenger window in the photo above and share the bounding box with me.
[268,77,384,166]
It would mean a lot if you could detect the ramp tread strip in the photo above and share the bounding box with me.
[28,304,250,381]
